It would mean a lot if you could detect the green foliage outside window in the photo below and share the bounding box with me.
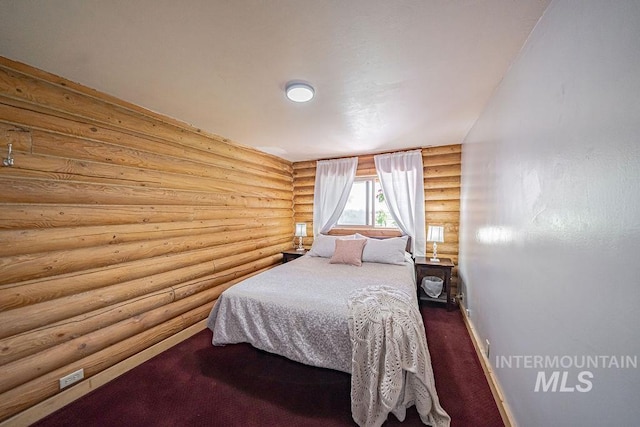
[375,189,387,226]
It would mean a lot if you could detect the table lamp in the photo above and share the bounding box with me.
[427,225,444,262]
[294,223,307,251]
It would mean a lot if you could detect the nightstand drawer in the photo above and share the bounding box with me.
[282,250,307,263]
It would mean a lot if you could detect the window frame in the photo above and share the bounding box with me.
[336,176,399,230]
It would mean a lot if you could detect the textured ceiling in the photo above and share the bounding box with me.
[0,0,549,161]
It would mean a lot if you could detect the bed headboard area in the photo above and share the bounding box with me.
[327,228,412,254]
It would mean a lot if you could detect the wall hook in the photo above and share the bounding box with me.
[3,143,14,167]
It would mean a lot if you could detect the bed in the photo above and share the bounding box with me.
[207,233,450,427]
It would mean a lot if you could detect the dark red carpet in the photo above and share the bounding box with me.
[34,305,503,426]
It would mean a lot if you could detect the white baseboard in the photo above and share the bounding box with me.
[1,320,208,427]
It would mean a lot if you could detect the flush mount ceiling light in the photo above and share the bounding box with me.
[285,82,314,103]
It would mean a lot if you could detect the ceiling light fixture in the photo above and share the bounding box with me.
[285,82,314,103]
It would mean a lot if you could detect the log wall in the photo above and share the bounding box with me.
[0,57,293,422]
[292,145,461,291]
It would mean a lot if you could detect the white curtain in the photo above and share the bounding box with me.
[313,157,358,236]
[374,150,426,256]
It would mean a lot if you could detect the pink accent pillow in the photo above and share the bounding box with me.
[329,238,367,266]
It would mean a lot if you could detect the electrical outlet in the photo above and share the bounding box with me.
[465,308,471,317]
[485,339,491,358]
[59,368,84,389]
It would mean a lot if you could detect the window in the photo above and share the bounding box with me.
[337,177,398,228]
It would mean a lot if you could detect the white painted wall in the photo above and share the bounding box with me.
[459,1,640,425]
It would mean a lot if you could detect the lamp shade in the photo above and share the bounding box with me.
[427,225,444,243]
[294,222,307,237]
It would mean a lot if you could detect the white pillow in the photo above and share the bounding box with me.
[307,234,357,258]
[356,234,409,265]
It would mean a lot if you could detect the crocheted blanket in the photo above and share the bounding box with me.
[348,286,451,427]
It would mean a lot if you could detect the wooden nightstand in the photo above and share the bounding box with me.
[414,257,455,311]
[282,250,307,263]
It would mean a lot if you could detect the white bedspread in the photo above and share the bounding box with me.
[348,285,451,427]
[207,254,416,373]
